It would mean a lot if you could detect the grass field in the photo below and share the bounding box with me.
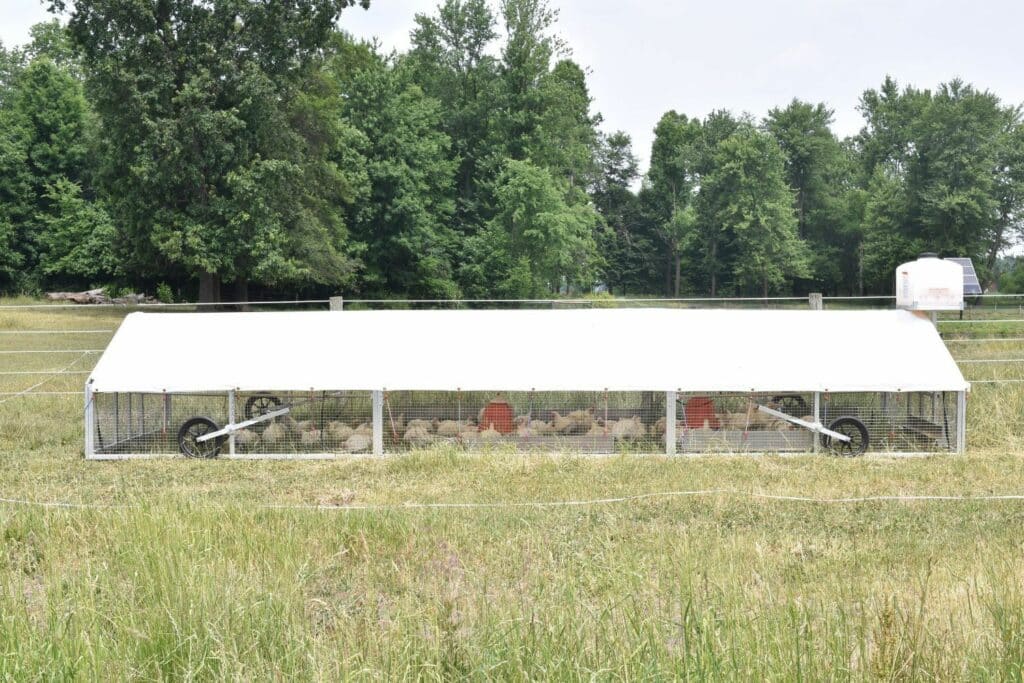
[2,301,1024,679]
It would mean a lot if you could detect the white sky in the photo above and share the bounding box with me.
[4,0,1024,175]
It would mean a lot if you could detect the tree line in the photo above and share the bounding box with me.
[0,0,1022,302]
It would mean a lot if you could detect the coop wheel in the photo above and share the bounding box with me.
[177,417,225,458]
[244,393,281,420]
[771,394,808,415]
[820,416,869,457]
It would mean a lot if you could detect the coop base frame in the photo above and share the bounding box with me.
[84,388,968,459]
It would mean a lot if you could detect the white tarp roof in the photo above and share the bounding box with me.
[87,308,969,394]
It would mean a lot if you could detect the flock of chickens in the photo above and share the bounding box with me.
[223,398,806,452]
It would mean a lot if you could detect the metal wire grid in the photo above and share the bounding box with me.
[380,391,667,454]
[674,391,958,454]
[91,391,375,457]
[89,388,959,457]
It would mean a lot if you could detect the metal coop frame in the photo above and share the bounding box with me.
[85,309,969,459]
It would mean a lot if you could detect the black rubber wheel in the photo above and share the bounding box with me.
[772,394,809,416]
[244,393,282,420]
[821,416,869,457]
[177,417,225,458]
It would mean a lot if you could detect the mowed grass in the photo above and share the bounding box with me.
[2,302,1024,679]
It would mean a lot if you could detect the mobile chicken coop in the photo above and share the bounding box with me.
[84,305,968,459]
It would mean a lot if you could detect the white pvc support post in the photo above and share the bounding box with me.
[808,293,823,310]
[812,392,820,453]
[329,296,344,311]
[372,390,384,455]
[84,382,95,459]
[665,391,677,455]
[228,389,236,457]
[957,391,967,453]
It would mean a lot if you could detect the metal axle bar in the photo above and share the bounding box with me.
[196,406,291,442]
[757,404,851,443]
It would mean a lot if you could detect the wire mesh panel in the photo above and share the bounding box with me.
[380,391,666,454]
[673,391,959,454]
[91,390,375,457]
[823,391,959,453]
[676,393,816,454]
[88,388,961,458]
[229,391,375,456]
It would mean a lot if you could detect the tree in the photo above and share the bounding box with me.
[860,167,911,291]
[643,111,701,295]
[592,131,653,294]
[37,178,117,284]
[498,0,563,162]
[1,57,92,289]
[765,99,857,292]
[464,159,599,296]
[54,0,371,302]
[527,59,600,190]
[909,81,1007,272]
[700,128,811,296]
[332,40,458,298]
[854,77,1023,290]
[0,109,31,286]
[407,0,500,237]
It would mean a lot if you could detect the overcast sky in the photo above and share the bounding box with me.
[4,0,1024,175]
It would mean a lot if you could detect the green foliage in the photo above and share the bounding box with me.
[36,178,117,285]
[765,99,857,292]
[854,77,1024,292]
[701,127,811,295]
[333,41,459,297]
[0,8,1022,301]
[56,0,369,300]
[465,159,599,296]
[155,282,174,304]
[593,132,654,294]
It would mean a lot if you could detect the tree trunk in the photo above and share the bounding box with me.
[198,270,220,305]
[710,240,718,297]
[858,245,864,296]
[673,254,682,298]
[232,278,250,312]
[763,276,768,298]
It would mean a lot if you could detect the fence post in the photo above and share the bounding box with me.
[808,293,823,310]
[372,390,384,455]
[84,381,95,459]
[329,296,344,311]
[957,391,966,454]
[227,389,236,457]
[812,392,820,454]
[665,391,677,456]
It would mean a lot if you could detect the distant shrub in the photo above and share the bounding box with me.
[156,282,174,304]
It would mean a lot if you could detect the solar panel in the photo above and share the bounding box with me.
[947,257,983,295]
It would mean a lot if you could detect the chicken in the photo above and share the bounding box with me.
[345,433,372,453]
[436,420,470,438]
[406,419,433,432]
[262,422,286,445]
[611,416,646,439]
[300,428,322,446]
[404,424,434,447]
[327,421,354,442]
[551,409,593,435]
[233,429,259,449]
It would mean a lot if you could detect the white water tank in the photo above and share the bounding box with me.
[895,253,964,311]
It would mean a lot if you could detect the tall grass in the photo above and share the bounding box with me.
[1,300,1024,677]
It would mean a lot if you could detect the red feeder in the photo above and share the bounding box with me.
[480,398,515,434]
[684,396,720,430]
